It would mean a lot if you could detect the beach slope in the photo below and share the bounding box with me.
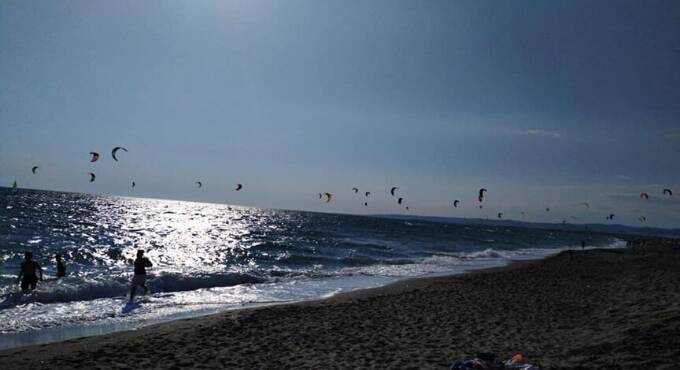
[2,241,679,369]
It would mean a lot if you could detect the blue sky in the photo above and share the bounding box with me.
[1,0,679,227]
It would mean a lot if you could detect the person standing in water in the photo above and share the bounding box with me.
[55,254,66,278]
[130,249,153,302]
[581,240,586,250]
[16,252,43,293]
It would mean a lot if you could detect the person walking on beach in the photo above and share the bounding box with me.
[130,249,153,302]
[55,254,66,278]
[16,252,43,293]
[581,240,586,250]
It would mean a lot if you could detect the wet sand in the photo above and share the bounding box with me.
[1,240,679,369]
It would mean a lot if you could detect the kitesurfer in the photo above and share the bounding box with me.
[55,254,66,278]
[130,250,153,302]
[16,252,43,293]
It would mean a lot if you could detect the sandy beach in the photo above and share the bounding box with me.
[1,239,679,369]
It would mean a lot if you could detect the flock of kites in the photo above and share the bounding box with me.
[320,185,674,224]
[21,147,244,193]
[319,186,410,210]
[16,146,676,225]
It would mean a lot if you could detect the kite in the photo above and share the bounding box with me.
[111,147,128,162]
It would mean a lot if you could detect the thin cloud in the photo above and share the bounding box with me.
[526,129,562,138]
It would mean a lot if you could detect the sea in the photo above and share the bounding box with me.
[0,188,625,349]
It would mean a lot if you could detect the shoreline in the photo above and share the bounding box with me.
[0,242,620,351]
[2,239,679,369]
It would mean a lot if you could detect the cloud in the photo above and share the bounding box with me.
[616,175,632,181]
[525,129,562,138]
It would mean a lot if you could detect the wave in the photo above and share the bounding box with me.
[0,272,265,309]
[0,237,627,309]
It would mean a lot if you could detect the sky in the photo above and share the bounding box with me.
[1,0,679,228]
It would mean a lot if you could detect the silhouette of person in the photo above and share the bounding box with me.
[56,254,66,278]
[581,240,586,250]
[16,252,43,293]
[130,249,153,302]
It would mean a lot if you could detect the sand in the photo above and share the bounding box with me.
[1,239,679,369]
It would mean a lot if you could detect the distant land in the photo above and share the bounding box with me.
[372,214,680,239]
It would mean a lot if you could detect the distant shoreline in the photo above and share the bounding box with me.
[2,238,679,369]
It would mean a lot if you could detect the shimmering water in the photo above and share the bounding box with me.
[0,188,623,349]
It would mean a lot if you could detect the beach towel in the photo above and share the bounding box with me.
[449,353,539,370]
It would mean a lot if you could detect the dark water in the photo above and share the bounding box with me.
[0,188,622,348]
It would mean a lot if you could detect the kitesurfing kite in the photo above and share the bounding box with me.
[663,188,673,196]
[546,208,550,212]
[89,152,99,162]
[235,184,243,191]
[606,214,615,220]
[453,200,460,208]
[405,206,409,211]
[390,187,399,196]
[352,187,358,194]
[196,181,202,188]
[31,166,39,174]
[89,172,96,182]
[318,193,323,199]
[111,147,128,162]
[364,202,368,207]
[478,188,487,208]
[639,216,647,223]
[12,180,17,190]
[365,191,371,197]
[324,192,332,203]
[132,181,136,188]
[398,197,404,205]
[582,202,590,208]
[497,212,503,219]
[640,192,649,200]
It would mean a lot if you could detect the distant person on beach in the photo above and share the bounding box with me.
[130,249,153,302]
[581,240,586,250]
[16,252,43,293]
[55,254,66,278]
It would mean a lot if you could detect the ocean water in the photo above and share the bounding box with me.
[0,188,624,349]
